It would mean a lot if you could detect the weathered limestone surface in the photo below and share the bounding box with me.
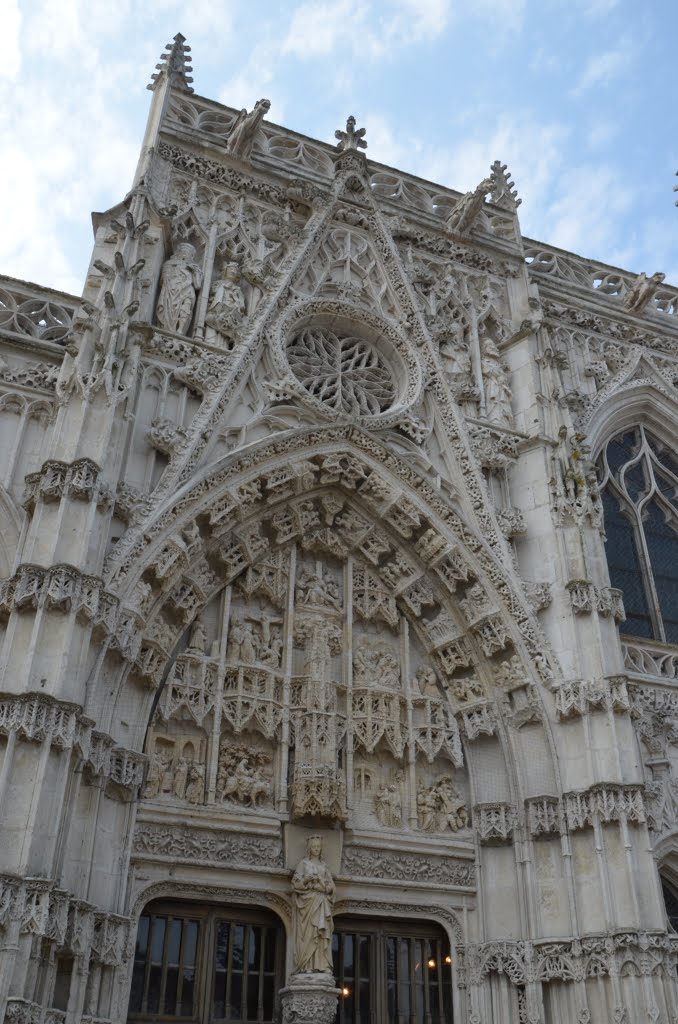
[1,32,678,1024]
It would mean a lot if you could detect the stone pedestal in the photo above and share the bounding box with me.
[280,973,340,1024]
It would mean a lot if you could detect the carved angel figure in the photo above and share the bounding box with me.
[623,271,665,314]
[226,98,271,159]
[204,263,246,347]
[291,835,335,975]
[480,337,512,427]
[156,244,203,335]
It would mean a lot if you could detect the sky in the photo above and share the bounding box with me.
[1,0,677,298]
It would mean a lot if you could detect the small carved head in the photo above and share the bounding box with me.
[307,834,323,858]
[175,242,196,261]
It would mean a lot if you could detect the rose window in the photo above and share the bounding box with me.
[286,327,396,415]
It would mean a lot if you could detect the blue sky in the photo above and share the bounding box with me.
[2,0,676,296]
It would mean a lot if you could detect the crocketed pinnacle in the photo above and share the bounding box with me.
[148,33,194,93]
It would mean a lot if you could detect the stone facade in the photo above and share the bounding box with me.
[0,32,678,1024]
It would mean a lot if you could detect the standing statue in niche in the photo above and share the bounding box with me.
[291,835,335,976]
[187,619,208,654]
[226,98,271,159]
[204,262,246,347]
[480,336,512,427]
[156,243,203,335]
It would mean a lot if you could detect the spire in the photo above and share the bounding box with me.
[148,33,194,93]
[489,160,521,210]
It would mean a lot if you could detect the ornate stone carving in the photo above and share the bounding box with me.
[155,243,203,334]
[473,802,516,844]
[216,742,273,807]
[341,846,475,887]
[226,99,271,159]
[132,823,283,867]
[417,776,469,833]
[446,177,492,236]
[623,271,665,314]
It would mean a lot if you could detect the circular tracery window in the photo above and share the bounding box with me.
[286,327,396,416]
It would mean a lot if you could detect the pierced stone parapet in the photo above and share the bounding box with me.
[0,876,130,966]
[0,693,145,796]
[466,931,678,987]
[553,676,630,719]
[566,580,625,621]
[623,639,678,682]
[526,796,564,838]
[564,784,646,831]
[22,458,112,511]
[473,802,516,845]
[0,564,104,619]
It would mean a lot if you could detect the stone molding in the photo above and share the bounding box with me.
[0,693,145,795]
[340,845,475,887]
[22,458,112,511]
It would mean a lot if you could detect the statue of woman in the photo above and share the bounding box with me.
[480,336,512,427]
[156,243,203,335]
[204,263,246,347]
[291,835,335,975]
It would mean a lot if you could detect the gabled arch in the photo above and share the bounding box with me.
[584,365,678,460]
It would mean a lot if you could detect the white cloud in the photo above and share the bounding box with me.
[2,0,22,80]
[572,38,633,95]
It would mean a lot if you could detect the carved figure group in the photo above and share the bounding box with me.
[296,568,341,609]
[353,646,400,689]
[291,835,335,975]
[417,777,468,833]
[374,778,403,827]
[415,666,441,698]
[216,745,273,808]
[144,748,205,804]
[155,243,203,335]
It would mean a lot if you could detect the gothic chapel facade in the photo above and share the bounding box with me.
[3,33,678,1024]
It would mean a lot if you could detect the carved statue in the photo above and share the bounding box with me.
[187,619,208,654]
[155,243,203,335]
[172,756,189,799]
[480,336,512,426]
[204,263,246,347]
[291,835,335,975]
[623,271,665,314]
[446,176,493,235]
[184,762,205,804]
[226,99,271,159]
[416,666,441,698]
[228,620,260,664]
[374,779,402,827]
[144,751,170,799]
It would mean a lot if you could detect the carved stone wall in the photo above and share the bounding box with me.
[1,31,678,1024]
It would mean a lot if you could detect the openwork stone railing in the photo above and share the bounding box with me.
[622,638,678,682]
[0,276,77,345]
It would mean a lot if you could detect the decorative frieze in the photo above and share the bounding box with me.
[132,823,284,868]
[341,846,475,887]
[525,796,563,838]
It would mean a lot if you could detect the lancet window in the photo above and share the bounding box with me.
[599,426,678,644]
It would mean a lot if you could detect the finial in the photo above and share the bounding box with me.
[489,160,521,210]
[335,115,367,153]
[148,33,194,93]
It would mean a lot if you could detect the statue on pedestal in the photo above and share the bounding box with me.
[291,835,335,976]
